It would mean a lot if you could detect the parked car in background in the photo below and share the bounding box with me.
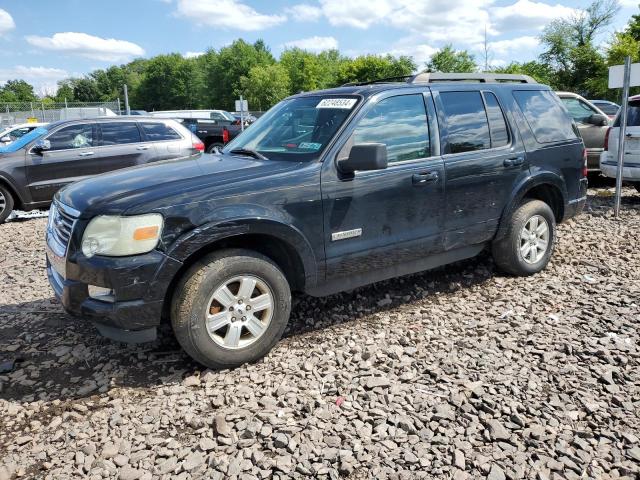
[589,99,620,119]
[232,112,258,125]
[149,109,237,124]
[179,117,241,153]
[557,92,610,173]
[600,95,640,193]
[128,110,149,116]
[0,117,202,223]
[0,122,48,145]
[46,74,587,369]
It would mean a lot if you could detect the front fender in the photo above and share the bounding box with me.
[164,215,318,288]
[494,172,568,241]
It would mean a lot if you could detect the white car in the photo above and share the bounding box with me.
[148,109,236,123]
[600,95,640,192]
[0,122,48,145]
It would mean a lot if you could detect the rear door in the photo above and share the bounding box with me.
[560,96,607,170]
[26,122,98,202]
[139,121,188,161]
[434,89,527,249]
[97,121,154,170]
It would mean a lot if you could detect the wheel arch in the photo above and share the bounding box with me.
[495,174,567,242]
[0,174,25,209]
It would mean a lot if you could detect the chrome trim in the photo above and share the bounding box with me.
[568,196,587,205]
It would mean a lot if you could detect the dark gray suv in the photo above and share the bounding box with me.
[0,117,203,223]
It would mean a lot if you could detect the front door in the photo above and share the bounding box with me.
[434,89,527,249]
[321,92,445,286]
[26,122,98,203]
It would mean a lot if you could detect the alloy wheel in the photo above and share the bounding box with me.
[519,215,549,264]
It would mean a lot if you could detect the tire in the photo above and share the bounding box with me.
[171,248,291,369]
[206,143,224,154]
[0,185,14,224]
[492,199,556,276]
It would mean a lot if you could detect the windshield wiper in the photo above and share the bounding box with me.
[229,148,267,160]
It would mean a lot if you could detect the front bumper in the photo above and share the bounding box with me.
[46,237,183,333]
[600,152,640,181]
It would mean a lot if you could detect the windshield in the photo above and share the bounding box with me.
[0,127,48,153]
[223,95,359,161]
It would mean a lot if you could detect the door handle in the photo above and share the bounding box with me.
[504,156,524,167]
[412,171,439,185]
[78,151,95,157]
[137,145,151,150]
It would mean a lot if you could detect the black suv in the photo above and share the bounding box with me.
[46,74,587,369]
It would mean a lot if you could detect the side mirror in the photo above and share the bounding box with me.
[337,143,388,174]
[0,136,10,143]
[32,139,51,153]
[588,113,609,127]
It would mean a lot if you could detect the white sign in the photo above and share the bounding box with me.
[608,63,640,88]
[235,99,248,112]
[316,98,357,109]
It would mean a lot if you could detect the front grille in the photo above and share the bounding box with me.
[48,202,78,254]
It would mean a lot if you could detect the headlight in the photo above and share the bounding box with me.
[81,214,163,258]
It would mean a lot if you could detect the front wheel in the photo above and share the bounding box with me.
[492,199,556,276]
[0,185,15,224]
[171,249,291,369]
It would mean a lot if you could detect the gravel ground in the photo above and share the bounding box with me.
[0,186,639,480]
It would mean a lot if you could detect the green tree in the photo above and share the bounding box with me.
[54,80,75,102]
[71,78,100,102]
[206,39,275,110]
[238,64,290,110]
[493,61,554,85]
[0,79,38,102]
[426,45,477,73]
[280,48,322,94]
[136,54,203,110]
[336,54,416,85]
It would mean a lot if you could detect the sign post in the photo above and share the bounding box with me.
[235,97,248,132]
[123,84,131,116]
[608,57,640,217]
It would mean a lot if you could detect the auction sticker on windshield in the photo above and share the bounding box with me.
[316,98,357,109]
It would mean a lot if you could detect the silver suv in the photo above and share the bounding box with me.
[0,117,203,223]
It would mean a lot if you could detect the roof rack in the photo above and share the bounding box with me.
[409,72,537,84]
[341,75,414,87]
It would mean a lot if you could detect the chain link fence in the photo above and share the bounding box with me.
[0,100,121,127]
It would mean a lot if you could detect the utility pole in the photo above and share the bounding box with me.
[614,56,631,218]
[483,25,490,72]
[123,84,131,115]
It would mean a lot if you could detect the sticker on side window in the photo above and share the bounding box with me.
[316,98,357,109]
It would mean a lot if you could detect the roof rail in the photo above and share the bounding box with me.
[341,75,414,87]
[409,72,537,84]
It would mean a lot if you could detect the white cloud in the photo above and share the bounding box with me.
[175,0,286,31]
[183,51,205,58]
[0,8,15,36]
[386,37,438,66]
[620,0,638,6]
[489,36,540,57]
[286,4,323,22]
[25,32,145,62]
[0,66,68,96]
[491,0,577,32]
[319,0,393,28]
[283,36,338,52]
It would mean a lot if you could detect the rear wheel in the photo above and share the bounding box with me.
[206,143,224,154]
[0,185,14,224]
[492,199,556,276]
[171,249,291,369]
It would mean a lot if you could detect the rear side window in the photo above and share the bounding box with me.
[482,92,510,148]
[440,91,490,153]
[613,102,640,127]
[141,122,183,141]
[513,90,577,143]
[348,94,430,163]
[100,122,141,146]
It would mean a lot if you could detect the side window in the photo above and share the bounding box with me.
[345,94,430,164]
[211,112,225,121]
[100,122,142,146]
[48,124,94,150]
[513,90,577,143]
[483,92,510,148]
[440,91,491,154]
[140,122,183,141]
[561,97,596,123]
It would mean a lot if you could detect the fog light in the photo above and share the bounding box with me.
[88,285,115,302]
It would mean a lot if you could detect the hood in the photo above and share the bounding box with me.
[57,153,304,217]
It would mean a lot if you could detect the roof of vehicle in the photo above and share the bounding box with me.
[43,116,182,130]
[2,122,48,130]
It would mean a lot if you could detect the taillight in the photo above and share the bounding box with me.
[603,127,611,151]
[222,128,229,144]
[582,148,588,177]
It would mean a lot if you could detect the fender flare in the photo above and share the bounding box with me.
[494,172,567,241]
[0,173,26,205]
[165,216,319,289]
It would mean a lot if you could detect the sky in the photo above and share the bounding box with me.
[0,0,638,95]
